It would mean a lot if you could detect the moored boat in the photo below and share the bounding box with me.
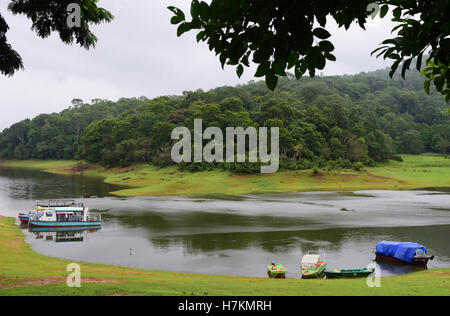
[27,200,101,228]
[324,268,374,278]
[18,213,31,224]
[267,262,287,279]
[17,203,47,224]
[375,241,434,266]
[300,254,326,279]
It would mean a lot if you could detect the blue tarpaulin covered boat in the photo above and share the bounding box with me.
[376,241,434,265]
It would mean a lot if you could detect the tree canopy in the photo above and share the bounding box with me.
[1,68,449,173]
[0,0,113,76]
[1,1,448,102]
[168,0,450,101]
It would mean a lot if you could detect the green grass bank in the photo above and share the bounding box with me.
[1,155,449,196]
[0,217,449,296]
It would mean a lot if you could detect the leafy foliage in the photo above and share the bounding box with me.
[0,13,23,75]
[0,0,113,75]
[372,0,450,102]
[1,69,449,173]
[0,97,144,160]
[168,0,365,90]
[168,0,450,101]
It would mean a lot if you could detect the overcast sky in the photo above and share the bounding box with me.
[0,0,396,131]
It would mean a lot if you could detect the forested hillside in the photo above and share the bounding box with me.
[1,68,449,173]
[0,98,145,160]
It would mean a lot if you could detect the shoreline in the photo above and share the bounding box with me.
[1,155,449,197]
[0,216,449,296]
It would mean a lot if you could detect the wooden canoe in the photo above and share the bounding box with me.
[324,268,374,278]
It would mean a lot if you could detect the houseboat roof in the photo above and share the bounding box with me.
[36,200,83,207]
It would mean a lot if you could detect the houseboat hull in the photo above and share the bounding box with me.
[30,226,101,233]
[375,253,433,266]
[29,221,102,228]
[18,214,30,224]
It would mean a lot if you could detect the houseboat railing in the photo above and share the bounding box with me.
[36,200,83,207]
[28,212,102,223]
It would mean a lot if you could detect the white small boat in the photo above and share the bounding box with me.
[300,254,326,278]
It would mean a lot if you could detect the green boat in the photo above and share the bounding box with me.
[324,268,375,278]
[300,254,326,279]
[267,262,287,279]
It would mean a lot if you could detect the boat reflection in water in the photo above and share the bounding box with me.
[375,260,428,277]
[29,226,101,243]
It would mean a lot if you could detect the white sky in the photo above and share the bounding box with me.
[0,0,396,131]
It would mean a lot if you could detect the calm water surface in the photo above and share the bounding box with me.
[1,167,449,278]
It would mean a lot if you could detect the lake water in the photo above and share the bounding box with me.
[1,167,449,278]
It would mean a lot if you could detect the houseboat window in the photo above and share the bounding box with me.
[46,213,52,217]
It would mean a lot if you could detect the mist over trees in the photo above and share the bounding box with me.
[0,68,449,173]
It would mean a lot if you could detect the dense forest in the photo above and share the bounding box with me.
[1,68,449,173]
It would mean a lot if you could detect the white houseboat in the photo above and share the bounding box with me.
[27,200,101,229]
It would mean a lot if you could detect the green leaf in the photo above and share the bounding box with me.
[313,28,331,39]
[325,52,336,61]
[424,80,430,94]
[421,66,431,76]
[392,7,402,19]
[255,62,270,77]
[241,52,250,67]
[386,53,400,60]
[287,52,299,69]
[401,59,412,79]
[416,53,423,71]
[316,14,326,27]
[379,5,389,18]
[253,46,273,63]
[295,61,307,80]
[272,61,286,76]
[190,0,200,18]
[171,16,184,25]
[319,40,334,52]
[390,24,403,33]
[389,59,401,78]
[219,53,227,69]
[236,64,244,78]
[381,38,400,45]
[371,46,387,56]
[196,31,205,42]
[198,2,210,20]
[167,6,185,20]
[308,47,326,70]
[265,70,278,91]
[177,23,191,37]
[434,76,444,92]
[376,48,389,58]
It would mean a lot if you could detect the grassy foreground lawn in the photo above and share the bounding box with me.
[0,217,449,296]
[1,155,449,196]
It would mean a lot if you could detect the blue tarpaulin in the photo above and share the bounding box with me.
[376,241,427,263]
